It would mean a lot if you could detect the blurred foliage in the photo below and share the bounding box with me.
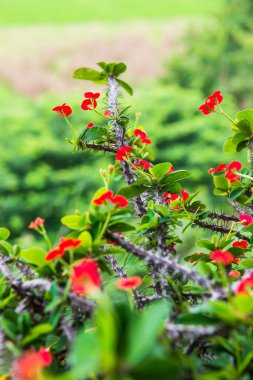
[163,0,253,107]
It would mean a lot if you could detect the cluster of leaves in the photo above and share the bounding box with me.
[1,62,253,380]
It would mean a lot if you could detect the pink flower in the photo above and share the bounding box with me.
[28,217,45,230]
[229,270,241,278]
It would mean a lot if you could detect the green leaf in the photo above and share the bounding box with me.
[223,136,236,153]
[113,62,127,76]
[213,188,227,196]
[73,67,104,81]
[79,231,92,249]
[0,228,10,240]
[21,323,53,346]
[125,300,171,366]
[71,329,99,377]
[229,188,245,201]
[213,175,230,191]
[61,215,86,230]
[236,119,252,137]
[161,182,181,194]
[160,170,191,186]
[97,61,108,71]
[117,79,133,96]
[236,109,253,130]
[196,239,215,250]
[0,240,14,256]
[19,248,47,266]
[81,127,106,141]
[240,259,253,269]
[149,163,172,179]
[118,179,149,199]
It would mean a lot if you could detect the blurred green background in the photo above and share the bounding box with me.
[0,0,252,246]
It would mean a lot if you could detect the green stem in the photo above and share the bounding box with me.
[99,212,111,240]
[42,231,53,250]
[235,171,253,181]
[64,116,77,137]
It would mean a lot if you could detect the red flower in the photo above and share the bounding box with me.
[81,92,100,111]
[141,137,152,144]
[58,238,82,251]
[133,160,151,170]
[111,195,128,208]
[45,248,63,261]
[208,168,215,174]
[215,163,227,172]
[134,129,147,139]
[236,274,253,295]
[93,190,114,205]
[28,217,45,230]
[181,189,189,202]
[93,190,128,208]
[70,258,101,297]
[115,146,132,162]
[117,276,142,290]
[209,250,234,265]
[103,110,111,116]
[229,270,241,278]
[227,161,242,172]
[232,240,248,249]
[167,165,174,174]
[52,103,72,118]
[12,347,52,380]
[84,92,100,99]
[225,171,240,184]
[45,238,82,261]
[163,189,189,204]
[239,214,253,226]
[198,90,223,115]
[86,122,94,128]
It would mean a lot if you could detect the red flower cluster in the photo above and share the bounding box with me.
[208,161,242,183]
[45,237,82,261]
[70,258,101,296]
[81,92,100,111]
[93,190,128,208]
[198,90,223,115]
[232,240,248,249]
[117,276,142,290]
[134,129,151,144]
[115,146,132,161]
[86,122,94,128]
[12,347,52,380]
[236,274,253,296]
[133,160,151,170]
[239,214,253,226]
[28,217,45,230]
[163,189,189,205]
[209,250,234,265]
[52,103,72,118]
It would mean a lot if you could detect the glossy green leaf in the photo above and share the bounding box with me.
[113,62,127,76]
[213,175,230,191]
[61,215,86,230]
[81,127,106,141]
[21,323,53,346]
[236,119,252,137]
[117,79,133,95]
[160,170,191,186]
[19,248,47,266]
[0,228,10,240]
[236,109,253,129]
[149,162,172,179]
[73,67,104,81]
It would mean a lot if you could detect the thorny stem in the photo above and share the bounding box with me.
[248,137,253,172]
[106,230,216,291]
[194,219,250,242]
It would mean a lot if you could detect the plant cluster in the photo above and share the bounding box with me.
[1,62,253,380]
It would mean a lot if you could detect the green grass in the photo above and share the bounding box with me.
[0,0,222,25]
